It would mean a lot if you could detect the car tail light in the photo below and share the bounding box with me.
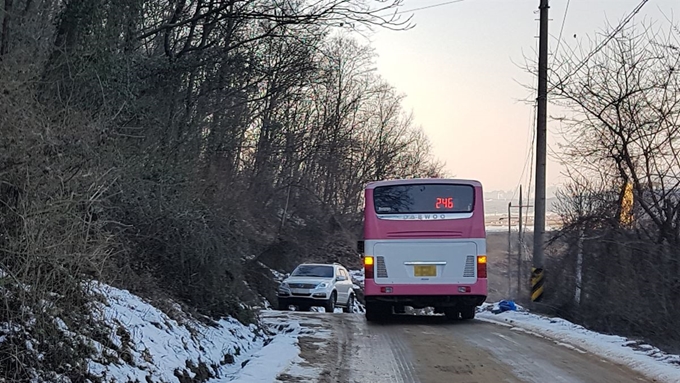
[364,256,374,279]
[477,255,487,279]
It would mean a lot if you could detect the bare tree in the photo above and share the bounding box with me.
[0,0,444,378]
[541,19,680,349]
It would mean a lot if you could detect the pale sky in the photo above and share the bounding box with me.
[363,0,677,193]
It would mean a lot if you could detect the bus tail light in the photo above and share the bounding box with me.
[364,256,374,279]
[477,255,487,279]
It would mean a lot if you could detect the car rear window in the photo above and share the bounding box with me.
[373,184,475,214]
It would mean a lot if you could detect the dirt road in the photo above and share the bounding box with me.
[263,311,653,383]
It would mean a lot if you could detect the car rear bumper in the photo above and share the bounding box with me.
[277,295,332,308]
[277,292,329,301]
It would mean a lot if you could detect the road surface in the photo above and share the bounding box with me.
[263,311,654,383]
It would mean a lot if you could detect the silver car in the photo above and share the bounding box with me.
[277,263,356,313]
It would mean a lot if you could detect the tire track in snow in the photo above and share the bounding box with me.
[262,311,421,383]
[344,315,421,383]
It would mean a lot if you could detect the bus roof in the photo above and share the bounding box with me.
[365,178,482,190]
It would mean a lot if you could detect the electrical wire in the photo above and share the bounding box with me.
[516,4,544,238]
[551,0,570,68]
[551,0,649,90]
[512,11,541,205]
[538,0,649,232]
[392,0,466,15]
[541,0,571,220]
[514,101,537,203]
[523,107,536,240]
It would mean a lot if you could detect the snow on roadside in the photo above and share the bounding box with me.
[3,267,354,382]
[221,314,323,383]
[259,261,287,282]
[257,311,335,382]
[477,302,680,383]
[81,282,306,383]
[227,334,298,382]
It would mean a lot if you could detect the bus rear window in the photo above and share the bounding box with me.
[373,184,475,214]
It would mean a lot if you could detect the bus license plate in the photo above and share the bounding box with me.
[414,265,436,277]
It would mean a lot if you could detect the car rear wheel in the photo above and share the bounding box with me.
[277,299,289,311]
[343,294,355,313]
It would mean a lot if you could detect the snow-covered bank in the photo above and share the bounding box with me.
[2,280,329,383]
[84,281,364,382]
[223,312,333,383]
[258,311,336,382]
[1,269,344,382]
[82,282,311,382]
[478,302,680,383]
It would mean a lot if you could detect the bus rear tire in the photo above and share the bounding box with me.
[444,308,459,321]
[460,305,476,320]
[365,302,387,322]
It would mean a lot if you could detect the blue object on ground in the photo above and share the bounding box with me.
[498,300,517,312]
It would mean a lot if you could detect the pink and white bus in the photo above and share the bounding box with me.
[358,178,487,322]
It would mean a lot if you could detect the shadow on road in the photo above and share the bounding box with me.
[366,313,481,326]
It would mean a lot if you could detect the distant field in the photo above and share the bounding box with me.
[485,224,561,303]
[485,231,537,303]
[482,197,560,216]
[486,231,512,302]
[485,213,563,232]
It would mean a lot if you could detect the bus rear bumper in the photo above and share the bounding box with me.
[363,279,487,308]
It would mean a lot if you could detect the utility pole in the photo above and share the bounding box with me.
[507,202,512,298]
[507,187,532,299]
[574,227,584,304]
[532,0,549,303]
[518,185,523,297]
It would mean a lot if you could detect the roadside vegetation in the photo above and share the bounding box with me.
[535,19,680,352]
[0,0,445,380]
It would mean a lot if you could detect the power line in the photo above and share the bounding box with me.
[514,100,536,239]
[543,0,570,212]
[551,0,649,90]
[513,11,542,204]
[524,102,536,238]
[392,0,466,15]
[513,101,537,203]
[551,0,570,67]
